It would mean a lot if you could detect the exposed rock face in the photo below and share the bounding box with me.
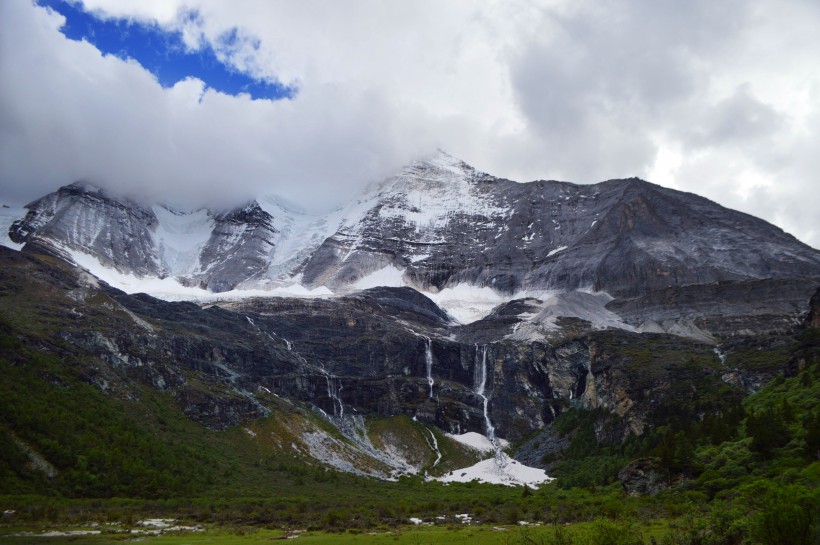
[607,278,816,338]
[513,426,570,470]
[1,245,764,442]
[618,458,669,496]
[194,202,277,291]
[809,288,820,329]
[2,241,816,486]
[214,293,717,441]
[10,182,160,277]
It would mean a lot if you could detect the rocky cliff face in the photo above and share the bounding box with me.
[808,288,820,329]
[1,245,773,443]
[606,278,814,338]
[1,241,815,481]
[194,202,278,291]
[10,182,160,277]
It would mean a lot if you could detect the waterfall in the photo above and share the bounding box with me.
[336,379,344,419]
[424,428,442,468]
[714,346,726,364]
[245,315,279,345]
[320,365,344,418]
[476,345,496,444]
[475,344,503,465]
[424,336,434,398]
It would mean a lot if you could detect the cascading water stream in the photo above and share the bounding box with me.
[320,364,344,418]
[245,315,280,345]
[424,336,435,399]
[245,315,295,353]
[336,379,344,418]
[475,344,504,466]
[424,428,442,468]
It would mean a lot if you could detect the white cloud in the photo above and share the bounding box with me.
[0,0,442,209]
[1,0,819,248]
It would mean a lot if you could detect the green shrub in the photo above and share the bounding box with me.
[750,485,817,545]
[574,517,645,545]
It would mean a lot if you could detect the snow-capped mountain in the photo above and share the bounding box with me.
[5,151,820,337]
[300,152,819,298]
[8,183,283,292]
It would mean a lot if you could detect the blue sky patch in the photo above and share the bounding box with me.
[38,0,295,101]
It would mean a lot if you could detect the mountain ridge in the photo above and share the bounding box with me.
[5,151,820,338]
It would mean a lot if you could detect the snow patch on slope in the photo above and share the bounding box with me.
[60,245,333,301]
[506,291,635,341]
[151,205,213,276]
[534,291,625,329]
[436,453,553,488]
[53,245,637,335]
[354,265,407,289]
[547,245,568,257]
[258,196,339,280]
[427,284,521,324]
[440,432,551,488]
[376,151,509,235]
[447,432,509,453]
[352,267,556,324]
[319,150,511,269]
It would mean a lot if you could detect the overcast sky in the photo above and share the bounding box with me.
[1,0,818,248]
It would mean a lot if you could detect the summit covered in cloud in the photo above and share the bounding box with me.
[1,0,819,247]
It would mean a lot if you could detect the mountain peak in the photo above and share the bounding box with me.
[66,180,103,194]
[401,149,474,178]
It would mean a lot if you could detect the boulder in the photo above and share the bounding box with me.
[618,458,669,496]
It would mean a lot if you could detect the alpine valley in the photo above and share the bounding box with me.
[1,151,818,541]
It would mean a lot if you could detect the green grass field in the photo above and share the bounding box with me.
[0,519,674,545]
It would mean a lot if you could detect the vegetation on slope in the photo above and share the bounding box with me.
[536,331,819,544]
[1,323,817,544]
